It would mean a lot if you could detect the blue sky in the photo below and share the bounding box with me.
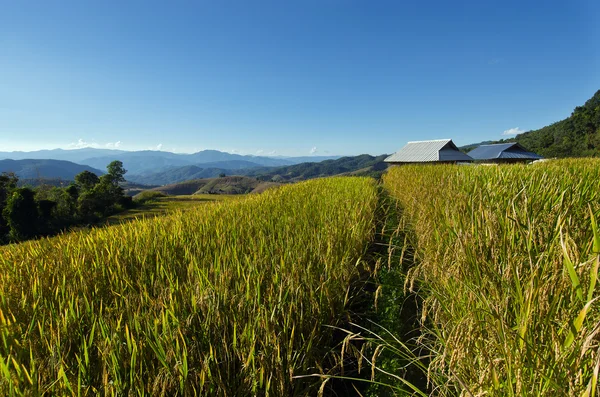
[1,0,599,156]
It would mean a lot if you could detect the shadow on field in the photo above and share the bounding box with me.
[322,188,430,396]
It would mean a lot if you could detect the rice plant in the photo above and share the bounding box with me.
[0,177,379,396]
[383,159,600,395]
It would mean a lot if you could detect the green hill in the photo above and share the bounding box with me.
[248,154,389,182]
[0,159,104,182]
[149,176,281,195]
[507,90,600,157]
[127,154,388,186]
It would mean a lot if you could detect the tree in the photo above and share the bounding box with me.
[0,172,18,242]
[75,171,100,191]
[3,188,39,241]
[106,161,127,184]
[77,190,103,222]
[37,199,57,234]
[65,184,79,200]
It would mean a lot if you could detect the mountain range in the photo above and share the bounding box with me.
[0,159,104,181]
[0,148,339,175]
[126,154,389,185]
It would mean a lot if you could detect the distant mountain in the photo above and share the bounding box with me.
[276,155,341,163]
[130,154,388,185]
[192,160,264,169]
[183,150,298,167]
[0,159,104,181]
[128,166,233,185]
[81,151,195,175]
[0,148,337,176]
[0,148,127,163]
[246,154,389,182]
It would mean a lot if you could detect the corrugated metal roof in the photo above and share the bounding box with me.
[468,143,543,160]
[385,139,473,163]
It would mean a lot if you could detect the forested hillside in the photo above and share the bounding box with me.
[510,90,600,157]
[248,154,388,181]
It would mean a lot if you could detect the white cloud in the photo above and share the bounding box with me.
[502,127,525,136]
[156,143,163,150]
[268,150,277,155]
[256,149,264,155]
[309,146,318,155]
[68,139,100,149]
[105,141,122,149]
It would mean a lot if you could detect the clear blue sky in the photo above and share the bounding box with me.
[1,0,599,156]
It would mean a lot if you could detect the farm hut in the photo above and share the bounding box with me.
[384,139,473,165]
[468,143,543,163]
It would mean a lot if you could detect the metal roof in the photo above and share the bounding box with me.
[384,139,473,163]
[468,143,543,160]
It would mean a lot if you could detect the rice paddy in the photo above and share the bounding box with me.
[383,159,600,395]
[105,194,238,225]
[3,159,600,396]
[0,177,379,395]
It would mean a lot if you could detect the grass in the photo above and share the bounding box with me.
[106,194,237,225]
[6,159,597,396]
[0,177,379,395]
[383,159,600,395]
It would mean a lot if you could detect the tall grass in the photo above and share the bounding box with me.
[384,159,600,395]
[0,177,379,395]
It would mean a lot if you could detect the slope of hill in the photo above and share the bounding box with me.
[463,90,600,158]
[0,159,104,181]
[127,166,232,185]
[149,176,280,195]
[247,154,389,181]
[127,154,388,185]
[81,151,193,174]
[511,90,600,157]
[459,141,494,152]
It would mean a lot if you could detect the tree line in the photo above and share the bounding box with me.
[0,160,132,244]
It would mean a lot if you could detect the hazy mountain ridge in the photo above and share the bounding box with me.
[0,159,105,181]
[0,148,340,176]
[245,154,389,182]
[128,166,234,185]
[128,154,388,185]
[0,148,127,163]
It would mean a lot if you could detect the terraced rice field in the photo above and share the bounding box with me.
[0,177,379,395]
[3,159,599,396]
[384,159,600,395]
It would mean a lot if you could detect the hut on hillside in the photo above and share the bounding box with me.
[468,143,543,163]
[384,139,473,165]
